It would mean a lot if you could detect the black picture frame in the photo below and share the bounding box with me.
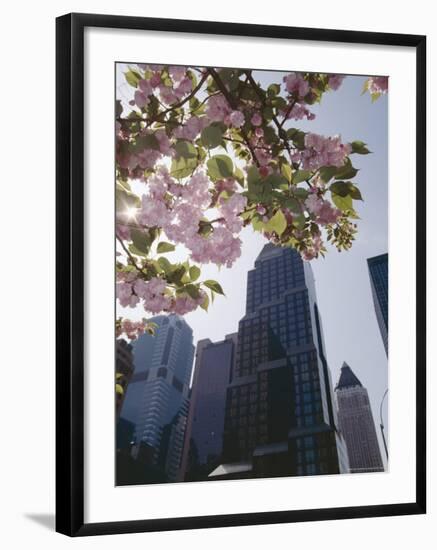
[56,12,426,537]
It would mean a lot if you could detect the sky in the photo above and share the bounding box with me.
[116,65,389,463]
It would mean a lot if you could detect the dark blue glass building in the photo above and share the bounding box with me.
[211,244,349,479]
[367,253,388,355]
[180,334,237,481]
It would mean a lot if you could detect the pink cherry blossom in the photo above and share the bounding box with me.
[134,90,149,109]
[139,195,170,227]
[305,195,341,225]
[328,74,345,91]
[150,72,162,88]
[138,79,153,96]
[255,148,272,167]
[367,76,388,95]
[159,85,178,105]
[284,73,310,98]
[118,319,146,340]
[205,94,232,122]
[174,77,193,98]
[281,102,315,121]
[169,66,186,82]
[227,110,245,128]
[294,133,352,171]
[251,112,263,126]
[219,193,247,233]
[174,116,208,141]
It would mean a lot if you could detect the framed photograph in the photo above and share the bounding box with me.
[56,12,426,536]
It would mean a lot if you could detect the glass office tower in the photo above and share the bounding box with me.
[367,253,388,355]
[118,314,194,483]
[180,334,238,481]
[211,243,349,479]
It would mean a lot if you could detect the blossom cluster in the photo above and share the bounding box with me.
[305,193,342,225]
[292,133,352,171]
[114,64,379,329]
[117,271,207,318]
[366,76,388,95]
[137,168,245,268]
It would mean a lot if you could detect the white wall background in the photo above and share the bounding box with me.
[0,1,433,548]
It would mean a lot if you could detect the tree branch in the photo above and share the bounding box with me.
[207,68,260,167]
[117,71,209,126]
[245,72,295,163]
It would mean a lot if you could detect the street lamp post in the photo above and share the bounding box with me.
[379,388,389,460]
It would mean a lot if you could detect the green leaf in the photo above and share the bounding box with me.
[281,163,292,183]
[200,292,210,311]
[287,128,305,149]
[207,155,234,181]
[263,173,288,188]
[170,144,198,179]
[331,191,353,212]
[132,134,160,153]
[201,124,224,149]
[267,83,281,97]
[292,170,312,184]
[171,265,188,285]
[203,279,225,295]
[184,284,201,300]
[262,106,274,121]
[234,166,245,186]
[129,244,147,257]
[189,265,201,281]
[174,139,197,159]
[264,209,287,236]
[251,215,265,232]
[247,165,260,187]
[125,70,141,87]
[271,96,287,110]
[330,181,363,200]
[157,256,172,274]
[351,140,371,154]
[157,241,176,253]
[131,229,151,254]
[334,159,359,180]
[319,166,338,183]
[116,183,141,209]
[294,188,309,200]
[292,214,306,230]
[116,384,124,395]
[284,197,302,213]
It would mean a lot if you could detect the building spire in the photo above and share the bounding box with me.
[335,362,362,390]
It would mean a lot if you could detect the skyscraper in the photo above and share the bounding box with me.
[180,334,237,481]
[115,338,134,418]
[118,314,195,483]
[211,243,349,480]
[367,253,388,355]
[335,362,384,473]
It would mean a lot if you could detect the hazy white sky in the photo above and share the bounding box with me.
[116,65,389,461]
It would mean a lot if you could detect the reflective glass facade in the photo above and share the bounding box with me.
[216,244,349,479]
[118,315,194,482]
[367,253,388,355]
[181,335,237,481]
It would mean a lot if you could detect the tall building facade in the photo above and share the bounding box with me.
[211,244,349,480]
[367,253,388,355]
[180,334,237,481]
[118,314,195,483]
[335,362,384,473]
[115,338,134,417]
